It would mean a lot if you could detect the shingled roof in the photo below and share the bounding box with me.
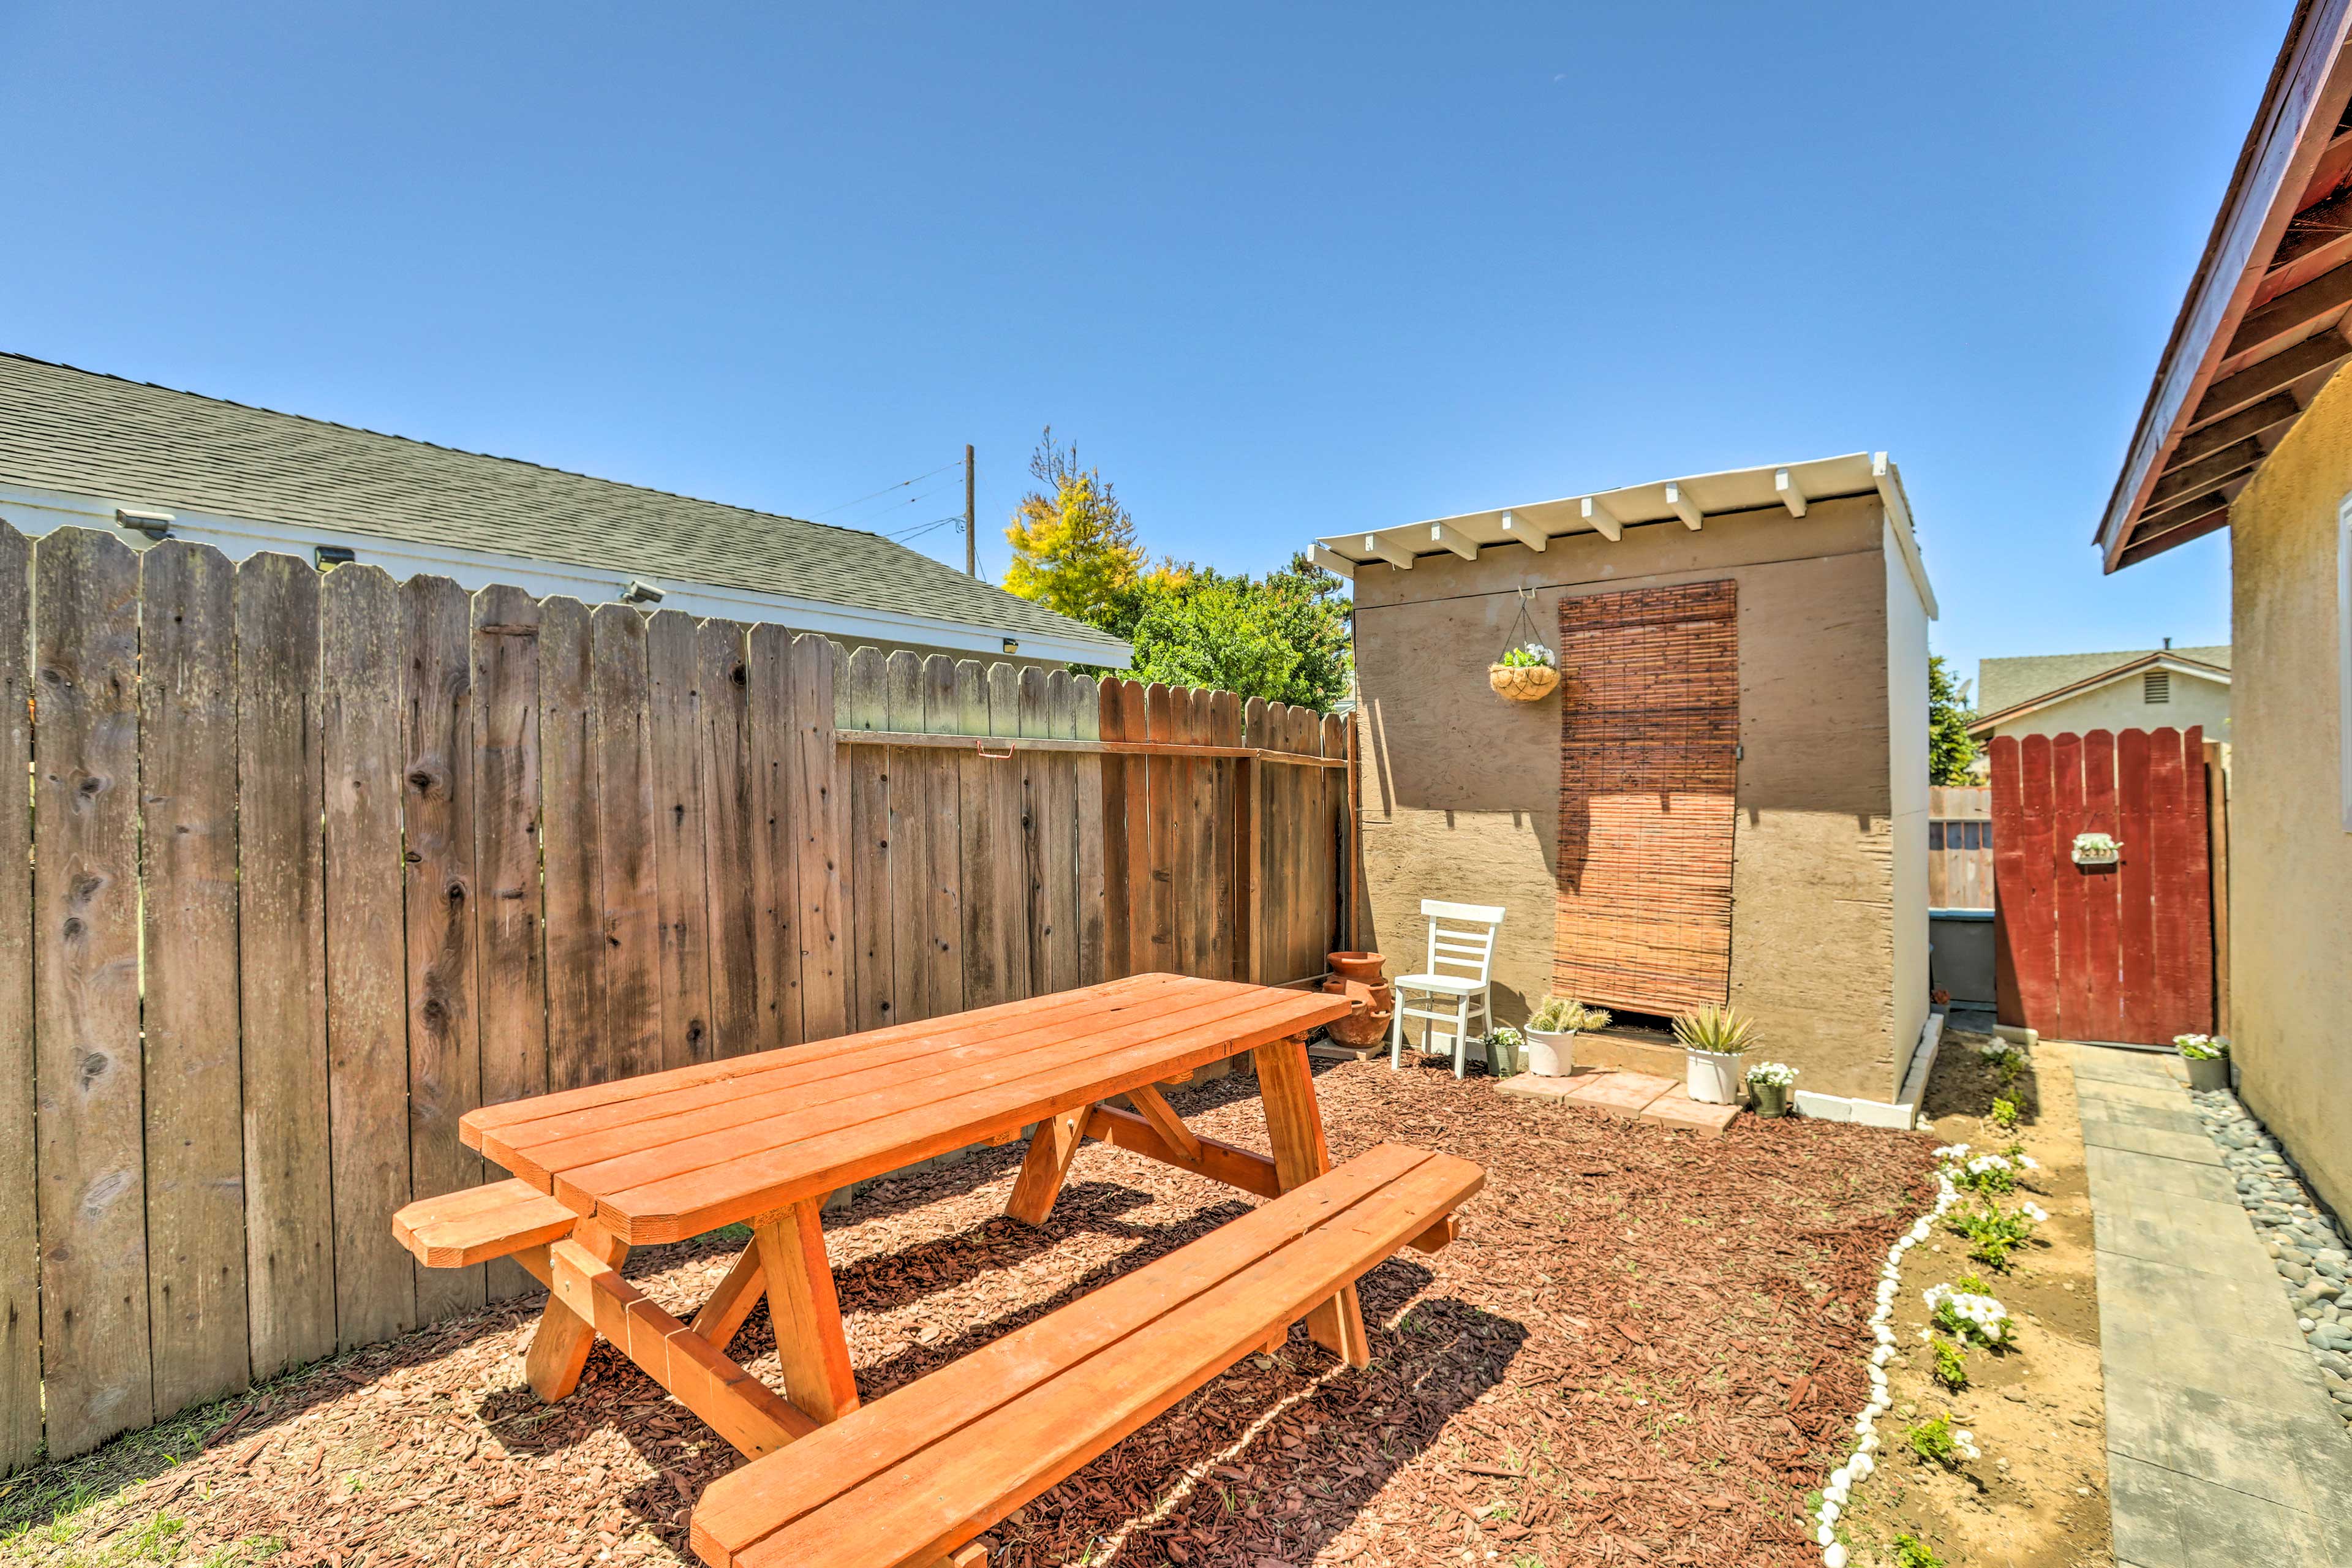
[1977,645,2231,715]
[0,352,1127,659]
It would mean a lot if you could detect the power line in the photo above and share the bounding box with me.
[889,514,966,543]
[809,459,965,519]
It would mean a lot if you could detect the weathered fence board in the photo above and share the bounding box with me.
[31,527,151,1460]
[0,546,1354,1471]
[137,541,248,1416]
[700,620,758,1059]
[402,575,485,1322]
[539,598,605,1092]
[0,522,36,1476]
[322,565,417,1351]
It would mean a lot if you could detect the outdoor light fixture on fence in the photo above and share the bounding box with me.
[314,545,355,569]
[115,507,173,540]
[622,579,664,605]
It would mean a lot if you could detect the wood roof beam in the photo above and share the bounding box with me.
[1427,521,1479,561]
[2296,126,2352,211]
[2261,186,2352,304]
[2168,392,2300,467]
[2149,437,2265,510]
[1306,543,1355,579]
[1578,496,1623,541]
[2224,257,2352,364]
[1354,532,1414,570]
[1774,467,1808,517]
[2190,328,2352,428]
[1498,510,1546,551]
[2119,500,2233,567]
[1664,481,1704,530]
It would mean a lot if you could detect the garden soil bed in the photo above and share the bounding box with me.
[1832,1024,2112,1567]
[3,1057,1940,1568]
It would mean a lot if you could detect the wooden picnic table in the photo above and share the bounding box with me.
[423,973,1353,1452]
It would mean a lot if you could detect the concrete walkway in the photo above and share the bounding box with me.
[2074,1043,2352,1567]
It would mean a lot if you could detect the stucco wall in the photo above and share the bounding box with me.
[1351,494,1911,1101]
[2226,366,2352,1221]
[1885,522,1932,1079]
[1982,672,2230,747]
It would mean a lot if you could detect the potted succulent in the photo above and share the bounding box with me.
[2176,1033,2231,1091]
[1523,995,1610,1077]
[1483,1025,1526,1077]
[1746,1060,1798,1118]
[1673,1003,1759,1106]
[2071,832,2121,867]
[1489,641,1561,702]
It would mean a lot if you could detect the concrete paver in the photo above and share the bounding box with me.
[2075,1042,2352,1568]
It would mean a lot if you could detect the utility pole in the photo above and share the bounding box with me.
[964,444,977,577]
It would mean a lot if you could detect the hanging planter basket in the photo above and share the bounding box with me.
[1489,588,1562,703]
[1489,663,1561,701]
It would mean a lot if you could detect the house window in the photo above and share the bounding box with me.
[2340,493,2352,830]
[2143,669,2170,703]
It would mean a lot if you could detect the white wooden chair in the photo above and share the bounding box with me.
[1389,899,1504,1078]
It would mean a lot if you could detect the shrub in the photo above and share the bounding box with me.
[1931,1338,1969,1390]
[1987,1096,2019,1131]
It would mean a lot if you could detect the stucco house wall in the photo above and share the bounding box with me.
[1351,493,1926,1103]
[2225,365,2352,1221]
[1979,673,2230,747]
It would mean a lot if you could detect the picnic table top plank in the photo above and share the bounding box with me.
[536,984,1292,1199]
[461,976,1346,1245]
[480,973,1198,1173]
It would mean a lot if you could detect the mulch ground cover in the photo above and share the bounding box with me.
[2,1057,1939,1568]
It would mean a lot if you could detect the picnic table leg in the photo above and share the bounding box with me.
[1005,1104,1093,1226]
[691,1238,768,1355]
[1253,1034,1371,1368]
[753,1199,861,1423]
[525,1218,628,1402]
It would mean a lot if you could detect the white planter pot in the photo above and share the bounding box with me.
[1523,1028,1577,1077]
[1686,1048,1747,1105]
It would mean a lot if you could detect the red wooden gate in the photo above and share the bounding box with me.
[1989,726,2213,1044]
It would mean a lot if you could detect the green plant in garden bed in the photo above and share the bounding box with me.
[1891,1533,1948,1568]
[1946,1198,2047,1270]
[1905,1412,1978,1467]
[1987,1096,2019,1131]
[1931,1338,1969,1390]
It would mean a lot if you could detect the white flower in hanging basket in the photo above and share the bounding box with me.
[1490,642,1560,701]
[2070,832,2120,865]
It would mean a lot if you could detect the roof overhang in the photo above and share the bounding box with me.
[1964,651,2232,736]
[2097,0,2352,571]
[1312,450,1937,619]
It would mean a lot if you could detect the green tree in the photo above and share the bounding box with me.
[1929,654,1980,785]
[1002,429,1150,632]
[1126,554,1354,710]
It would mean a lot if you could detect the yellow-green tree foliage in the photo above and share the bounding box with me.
[1003,429,1148,629]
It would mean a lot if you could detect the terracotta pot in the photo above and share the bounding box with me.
[1328,951,1385,984]
[1321,975,1395,1047]
[1489,663,1561,702]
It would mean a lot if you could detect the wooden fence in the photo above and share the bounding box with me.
[0,521,1351,1470]
[1928,785,1993,910]
[1988,727,2214,1045]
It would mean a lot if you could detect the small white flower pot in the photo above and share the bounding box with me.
[1686,1048,1746,1105]
[1523,1028,1577,1077]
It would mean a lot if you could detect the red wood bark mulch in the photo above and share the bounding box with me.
[5,1059,1937,1568]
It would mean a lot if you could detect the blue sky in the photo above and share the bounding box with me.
[0,2,2286,693]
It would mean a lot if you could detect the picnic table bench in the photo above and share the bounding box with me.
[391,973,1483,1566]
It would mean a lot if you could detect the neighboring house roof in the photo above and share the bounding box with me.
[1308,450,1936,619]
[0,352,1129,662]
[1968,649,2232,736]
[1977,645,2232,714]
[2096,1,2352,570]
